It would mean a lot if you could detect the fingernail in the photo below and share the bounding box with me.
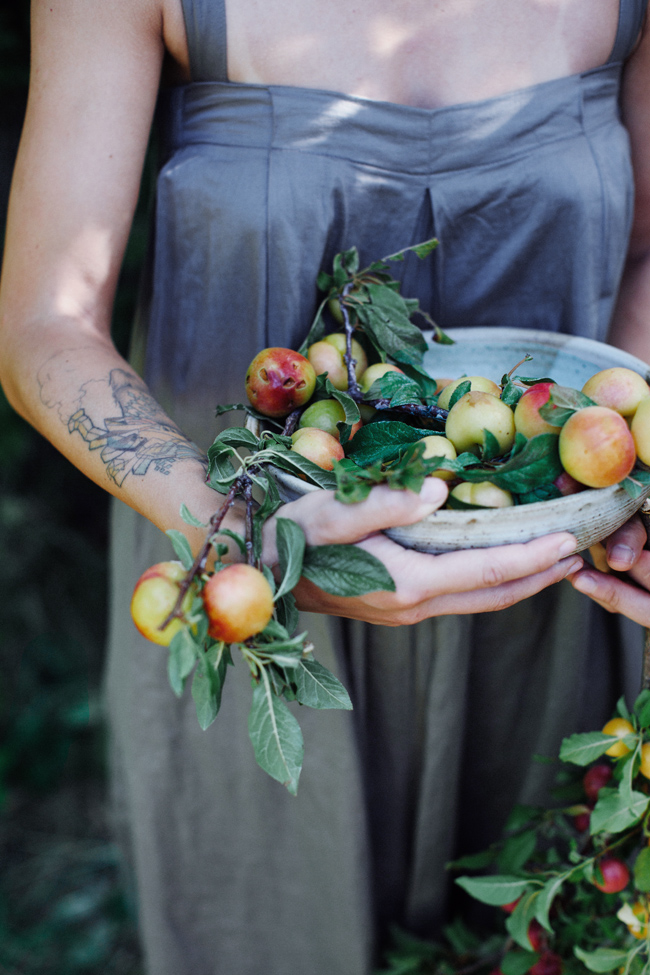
[564,556,583,574]
[572,572,595,594]
[419,478,447,504]
[558,538,577,557]
[609,544,634,567]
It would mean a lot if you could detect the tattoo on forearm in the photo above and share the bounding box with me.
[38,356,205,487]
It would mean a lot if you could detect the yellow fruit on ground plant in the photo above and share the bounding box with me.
[602,717,635,757]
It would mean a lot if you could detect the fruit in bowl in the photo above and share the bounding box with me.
[254,328,650,555]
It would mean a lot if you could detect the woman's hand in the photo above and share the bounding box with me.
[263,479,584,626]
[569,514,650,626]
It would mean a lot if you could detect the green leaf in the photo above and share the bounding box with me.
[534,870,574,932]
[345,420,433,467]
[634,689,650,729]
[460,433,562,493]
[302,543,396,596]
[265,449,338,489]
[167,629,199,697]
[573,948,631,973]
[634,846,650,892]
[538,385,596,426]
[294,658,353,710]
[590,785,649,835]
[179,503,206,528]
[501,950,539,975]
[501,378,524,407]
[165,529,194,570]
[275,592,299,635]
[213,426,260,450]
[454,875,534,906]
[623,469,650,499]
[252,476,283,561]
[559,731,618,766]
[446,849,496,871]
[217,527,247,558]
[191,644,228,730]
[248,674,304,794]
[497,829,537,874]
[448,379,472,410]
[274,518,306,601]
[506,889,541,950]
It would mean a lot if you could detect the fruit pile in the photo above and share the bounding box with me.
[245,338,650,509]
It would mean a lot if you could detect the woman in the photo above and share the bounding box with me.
[1,1,650,972]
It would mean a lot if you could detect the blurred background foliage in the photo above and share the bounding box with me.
[0,3,147,971]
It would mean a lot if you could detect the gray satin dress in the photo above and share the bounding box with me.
[106,2,648,973]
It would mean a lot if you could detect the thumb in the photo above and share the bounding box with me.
[276,477,449,547]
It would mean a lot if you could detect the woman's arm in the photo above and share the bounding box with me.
[0,0,235,553]
[569,14,650,621]
[0,0,583,626]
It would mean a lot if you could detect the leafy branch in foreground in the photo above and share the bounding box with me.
[130,429,395,795]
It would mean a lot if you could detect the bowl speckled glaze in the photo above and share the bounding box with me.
[268,328,650,554]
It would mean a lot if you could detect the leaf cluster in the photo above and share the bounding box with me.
[163,451,395,794]
[450,692,650,975]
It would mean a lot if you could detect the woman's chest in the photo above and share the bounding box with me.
[162,0,621,107]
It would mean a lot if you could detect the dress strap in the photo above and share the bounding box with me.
[607,0,648,63]
[179,0,228,82]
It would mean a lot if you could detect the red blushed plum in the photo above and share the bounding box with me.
[291,427,345,470]
[513,382,562,438]
[583,763,612,802]
[558,406,636,488]
[529,951,563,975]
[202,564,274,644]
[592,856,630,894]
[298,398,362,441]
[245,347,316,418]
[582,367,650,417]
[131,561,193,647]
[553,470,585,495]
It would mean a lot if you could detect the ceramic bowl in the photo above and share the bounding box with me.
[266,328,650,554]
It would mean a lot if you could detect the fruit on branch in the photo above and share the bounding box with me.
[601,717,635,757]
[245,347,316,418]
[202,564,274,644]
[639,742,650,780]
[418,435,457,480]
[449,481,514,508]
[291,427,345,470]
[527,919,547,953]
[528,950,563,975]
[131,561,194,647]
[445,391,516,456]
[572,805,593,833]
[583,763,612,801]
[558,407,636,488]
[359,362,404,394]
[623,901,649,940]
[631,396,650,466]
[436,375,501,410]
[513,382,562,438]
[581,367,650,417]
[298,398,362,441]
[592,856,630,894]
[307,333,368,390]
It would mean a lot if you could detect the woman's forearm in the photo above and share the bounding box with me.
[0,314,242,558]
